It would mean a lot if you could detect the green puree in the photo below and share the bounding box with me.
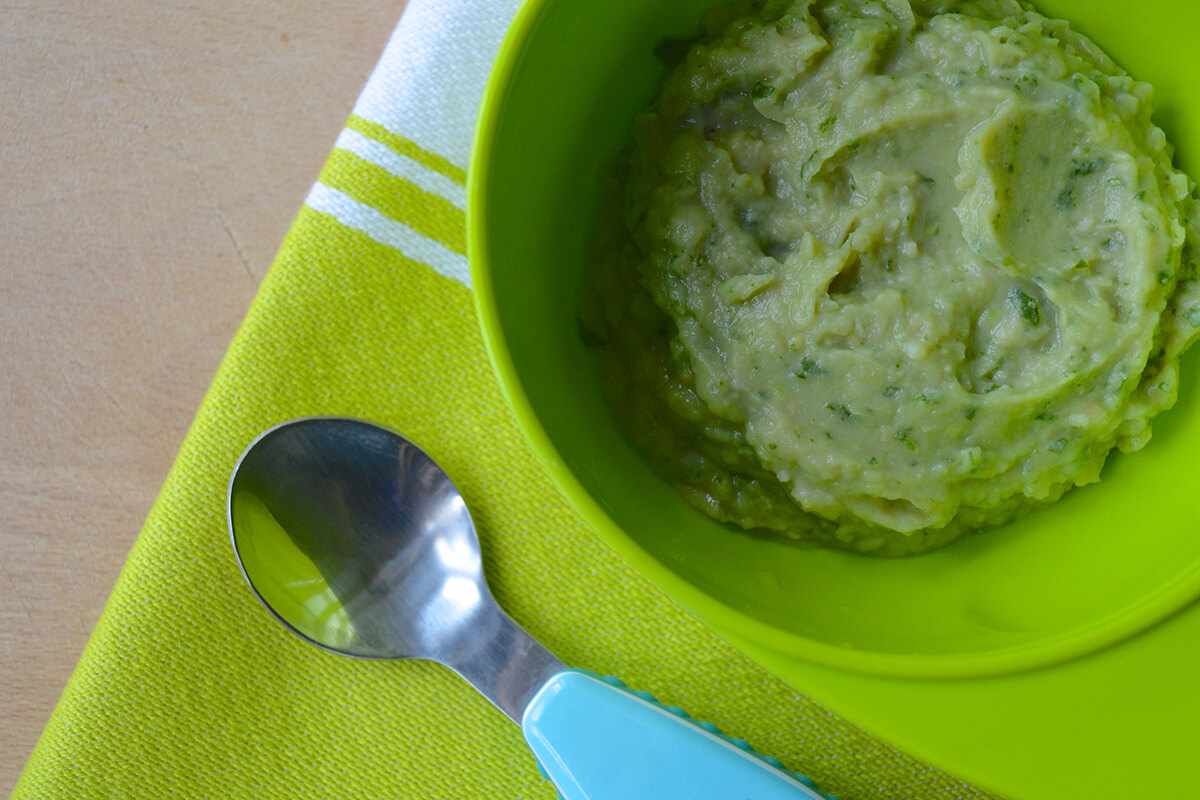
[585,0,1200,555]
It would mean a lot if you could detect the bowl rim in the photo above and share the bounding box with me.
[466,0,1200,679]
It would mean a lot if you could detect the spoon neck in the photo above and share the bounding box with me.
[445,606,566,724]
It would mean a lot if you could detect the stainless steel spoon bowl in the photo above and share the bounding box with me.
[227,416,563,720]
[227,416,829,800]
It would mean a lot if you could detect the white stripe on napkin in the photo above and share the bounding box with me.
[333,128,467,210]
[304,182,471,287]
[352,0,524,172]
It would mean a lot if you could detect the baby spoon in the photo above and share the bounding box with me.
[227,416,832,800]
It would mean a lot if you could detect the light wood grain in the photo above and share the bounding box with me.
[0,0,405,791]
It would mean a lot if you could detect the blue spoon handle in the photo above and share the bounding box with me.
[522,670,835,800]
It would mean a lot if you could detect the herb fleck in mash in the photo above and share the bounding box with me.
[585,0,1200,555]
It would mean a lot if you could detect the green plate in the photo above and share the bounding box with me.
[469,0,1200,794]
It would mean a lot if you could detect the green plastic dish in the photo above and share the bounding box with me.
[468,0,1200,680]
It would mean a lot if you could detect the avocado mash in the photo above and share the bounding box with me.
[585,0,1200,555]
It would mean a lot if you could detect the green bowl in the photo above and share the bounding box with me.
[468,0,1200,679]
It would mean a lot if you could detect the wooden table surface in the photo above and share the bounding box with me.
[0,0,405,791]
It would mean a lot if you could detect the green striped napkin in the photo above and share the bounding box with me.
[14,1,997,797]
